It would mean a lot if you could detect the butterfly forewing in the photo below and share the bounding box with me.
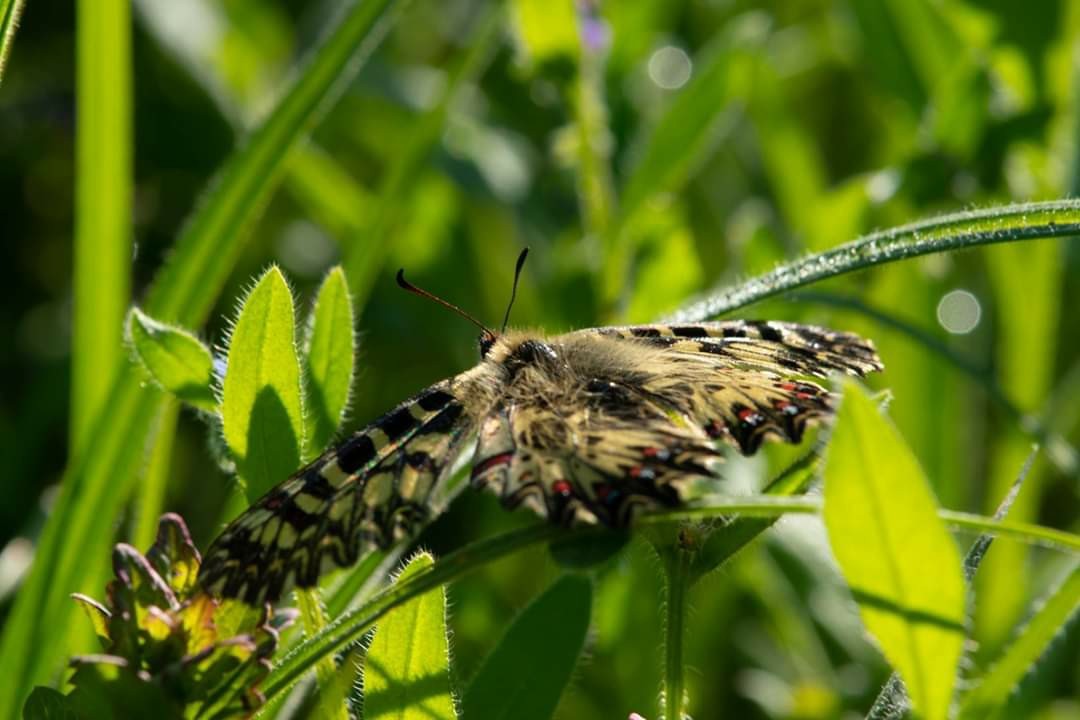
[198,382,473,604]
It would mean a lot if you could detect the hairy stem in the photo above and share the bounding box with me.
[665,200,1080,321]
[662,548,692,720]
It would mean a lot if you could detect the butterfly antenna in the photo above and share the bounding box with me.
[396,269,494,339]
[500,247,529,334]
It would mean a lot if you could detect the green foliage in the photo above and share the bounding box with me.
[127,308,216,412]
[364,552,456,720]
[6,1,1080,718]
[824,381,966,720]
[461,575,592,720]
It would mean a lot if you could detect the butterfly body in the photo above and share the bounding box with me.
[199,320,882,603]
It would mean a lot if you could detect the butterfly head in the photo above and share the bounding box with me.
[398,248,529,360]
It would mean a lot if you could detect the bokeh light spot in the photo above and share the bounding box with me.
[648,46,692,90]
[936,289,981,334]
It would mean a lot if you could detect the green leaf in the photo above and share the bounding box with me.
[823,380,965,720]
[127,308,215,412]
[957,563,1080,720]
[462,575,591,720]
[304,266,355,456]
[22,687,78,720]
[221,266,305,501]
[364,552,456,720]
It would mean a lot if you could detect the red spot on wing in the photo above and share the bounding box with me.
[552,480,572,496]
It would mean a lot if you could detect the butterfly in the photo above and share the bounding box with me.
[198,250,884,604]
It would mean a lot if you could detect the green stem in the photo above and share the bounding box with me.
[662,549,691,720]
[665,200,1080,321]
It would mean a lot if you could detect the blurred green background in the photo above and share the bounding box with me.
[2,0,1079,717]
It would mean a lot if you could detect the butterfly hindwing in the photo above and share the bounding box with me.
[470,321,881,528]
[198,382,472,603]
[585,320,882,453]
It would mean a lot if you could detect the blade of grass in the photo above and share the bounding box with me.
[0,0,25,85]
[259,523,565,706]
[71,0,132,456]
[571,3,615,254]
[665,200,1080,322]
[146,0,405,324]
[0,0,405,712]
[957,562,1080,720]
[342,3,503,310]
[603,23,756,309]
[132,402,181,550]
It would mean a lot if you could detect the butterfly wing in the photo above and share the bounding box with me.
[470,321,882,527]
[585,320,883,453]
[198,382,473,604]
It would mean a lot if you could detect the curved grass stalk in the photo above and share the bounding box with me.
[259,498,1080,706]
[665,200,1080,322]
